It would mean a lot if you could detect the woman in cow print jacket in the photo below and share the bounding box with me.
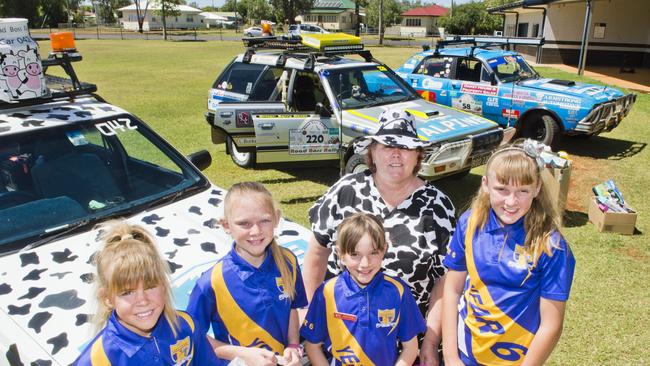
[303,108,456,366]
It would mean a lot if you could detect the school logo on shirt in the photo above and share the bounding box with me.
[170,336,191,365]
[376,308,397,328]
[276,277,290,300]
[508,244,533,270]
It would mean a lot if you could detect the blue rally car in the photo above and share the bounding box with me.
[395,39,636,146]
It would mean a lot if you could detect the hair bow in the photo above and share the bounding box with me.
[522,139,547,171]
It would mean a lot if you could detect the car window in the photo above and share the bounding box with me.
[487,55,536,83]
[416,56,452,78]
[289,25,298,31]
[291,71,327,111]
[455,57,482,82]
[249,67,284,101]
[325,65,417,110]
[213,62,277,99]
[0,115,205,251]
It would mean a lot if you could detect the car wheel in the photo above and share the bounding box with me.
[227,136,256,168]
[344,153,368,174]
[521,114,561,147]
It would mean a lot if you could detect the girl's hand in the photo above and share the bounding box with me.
[281,347,301,366]
[240,347,277,366]
[419,345,440,366]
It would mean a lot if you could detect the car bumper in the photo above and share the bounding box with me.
[573,93,636,135]
[418,127,512,179]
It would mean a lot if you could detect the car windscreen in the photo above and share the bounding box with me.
[487,55,537,83]
[324,65,417,110]
[0,114,207,253]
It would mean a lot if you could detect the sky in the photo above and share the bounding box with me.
[188,0,475,9]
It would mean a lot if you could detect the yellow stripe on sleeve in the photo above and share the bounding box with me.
[211,262,285,354]
[90,336,112,366]
[323,279,375,366]
[382,275,404,336]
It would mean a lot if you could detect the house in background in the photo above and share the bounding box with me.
[399,4,449,37]
[488,0,649,68]
[118,3,202,31]
[299,0,359,32]
[200,12,237,28]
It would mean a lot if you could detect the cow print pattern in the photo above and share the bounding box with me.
[309,171,456,315]
[0,185,310,364]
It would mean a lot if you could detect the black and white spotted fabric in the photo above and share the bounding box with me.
[353,108,434,154]
[309,170,456,315]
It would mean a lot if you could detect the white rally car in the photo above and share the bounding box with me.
[207,34,514,179]
[0,34,309,365]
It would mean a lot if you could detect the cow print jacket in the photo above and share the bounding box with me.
[309,170,456,315]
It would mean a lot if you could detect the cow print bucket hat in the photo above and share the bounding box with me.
[353,108,433,154]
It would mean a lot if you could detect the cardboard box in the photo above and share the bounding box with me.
[588,197,637,235]
[541,161,572,214]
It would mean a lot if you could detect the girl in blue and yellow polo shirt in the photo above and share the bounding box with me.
[442,140,576,366]
[301,212,426,366]
[75,221,218,365]
[187,182,307,366]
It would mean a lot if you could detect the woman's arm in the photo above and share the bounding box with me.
[302,234,332,302]
[442,269,467,366]
[304,341,329,366]
[395,336,420,366]
[419,274,446,366]
[520,298,567,366]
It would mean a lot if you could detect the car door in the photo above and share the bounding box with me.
[449,57,500,120]
[253,70,340,164]
[404,55,453,105]
[209,62,286,151]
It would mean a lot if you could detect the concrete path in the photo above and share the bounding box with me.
[536,63,650,94]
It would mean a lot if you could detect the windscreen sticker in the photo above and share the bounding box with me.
[246,82,252,94]
[96,118,138,136]
[66,130,89,146]
[452,94,482,114]
[377,65,387,71]
[289,119,339,155]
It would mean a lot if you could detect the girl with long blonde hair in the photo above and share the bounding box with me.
[75,221,217,365]
[442,140,576,366]
[187,182,307,366]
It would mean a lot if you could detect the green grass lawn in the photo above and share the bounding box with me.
[38,39,649,364]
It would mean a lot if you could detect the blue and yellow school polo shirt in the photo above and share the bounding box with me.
[301,270,426,366]
[186,244,307,358]
[443,209,576,366]
[75,310,219,365]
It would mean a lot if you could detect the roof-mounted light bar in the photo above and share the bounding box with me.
[443,35,545,46]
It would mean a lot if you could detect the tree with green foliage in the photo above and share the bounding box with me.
[153,0,182,40]
[246,0,273,23]
[92,0,130,24]
[269,0,313,25]
[40,0,69,27]
[365,0,402,41]
[221,0,247,23]
[352,0,368,36]
[0,0,40,26]
[438,1,502,35]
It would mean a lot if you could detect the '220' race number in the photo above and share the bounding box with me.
[306,134,325,143]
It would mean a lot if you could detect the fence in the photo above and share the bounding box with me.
[29,23,435,46]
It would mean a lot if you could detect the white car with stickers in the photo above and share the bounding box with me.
[206,34,514,179]
[0,28,309,365]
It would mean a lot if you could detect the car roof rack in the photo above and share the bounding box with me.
[430,35,545,57]
[241,33,374,70]
[1,52,98,110]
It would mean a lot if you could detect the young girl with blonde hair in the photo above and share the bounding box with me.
[75,221,218,365]
[442,139,576,366]
[187,182,307,366]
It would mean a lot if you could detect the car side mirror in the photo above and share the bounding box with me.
[187,150,212,171]
[315,102,331,117]
[490,73,498,85]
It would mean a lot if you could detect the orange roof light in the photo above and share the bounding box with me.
[50,32,76,52]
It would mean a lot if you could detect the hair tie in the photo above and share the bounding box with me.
[521,139,546,171]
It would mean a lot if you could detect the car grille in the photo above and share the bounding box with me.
[576,94,636,134]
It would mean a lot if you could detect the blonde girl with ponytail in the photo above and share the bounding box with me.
[441,139,576,366]
[187,182,307,366]
[75,221,218,365]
